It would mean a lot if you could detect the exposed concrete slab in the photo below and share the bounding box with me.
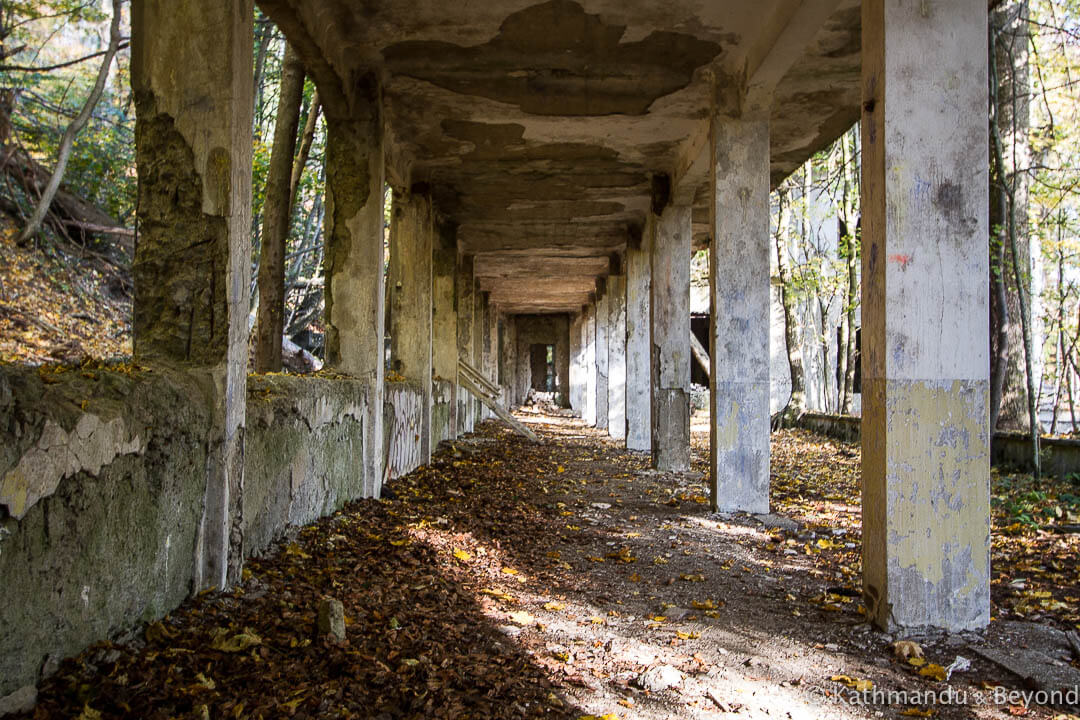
[650,205,691,471]
[258,0,863,312]
[860,0,990,632]
[708,115,771,515]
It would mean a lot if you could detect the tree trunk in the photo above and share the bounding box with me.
[990,6,1040,476]
[772,186,806,429]
[16,0,123,246]
[991,0,1036,432]
[254,43,305,373]
[289,89,320,206]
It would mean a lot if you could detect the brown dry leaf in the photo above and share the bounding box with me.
[893,640,924,660]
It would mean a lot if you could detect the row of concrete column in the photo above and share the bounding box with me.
[133,0,989,632]
[562,1,990,633]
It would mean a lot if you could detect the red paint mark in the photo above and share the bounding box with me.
[888,253,913,270]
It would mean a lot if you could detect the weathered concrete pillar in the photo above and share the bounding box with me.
[708,115,770,513]
[607,273,627,441]
[456,254,475,434]
[595,285,610,431]
[650,204,691,471]
[860,0,990,631]
[473,283,485,420]
[569,313,585,415]
[432,223,458,446]
[132,0,253,590]
[556,314,572,408]
[625,228,652,451]
[500,314,517,406]
[322,98,386,496]
[484,294,499,409]
[389,191,433,462]
[583,302,597,426]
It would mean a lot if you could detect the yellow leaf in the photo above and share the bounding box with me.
[502,567,519,575]
[900,709,936,718]
[831,675,873,692]
[557,465,566,473]
[544,601,566,611]
[588,556,606,563]
[691,599,716,610]
[284,542,310,559]
[907,657,927,668]
[209,627,262,652]
[389,539,407,546]
[679,573,705,582]
[481,588,515,603]
[919,663,947,682]
[590,616,606,625]
[508,611,535,625]
[629,573,642,583]
[78,704,102,720]
[453,549,472,562]
[675,631,700,639]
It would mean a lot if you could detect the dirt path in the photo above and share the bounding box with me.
[22,414,1080,719]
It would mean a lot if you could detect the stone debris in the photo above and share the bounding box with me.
[317,596,346,642]
[634,664,683,693]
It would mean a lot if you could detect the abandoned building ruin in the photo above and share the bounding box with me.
[0,0,990,699]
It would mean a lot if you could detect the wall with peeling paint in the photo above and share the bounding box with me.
[0,366,392,698]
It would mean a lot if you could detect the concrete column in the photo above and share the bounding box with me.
[432,223,458,446]
[500,314,517,406]
[132,0,253,590]
[322,99,386,497]
[473,282,485,420]
[625,228,652,451]
[607,273,627,441]
[569,313,585,415]
[583,303,597,426]
[595,287,610,431]
[708,115,770,513]
[484,295,498,405]
[860,0,990,631]
[389,191,433,463]
[456,254,475,434]
[650,204,691,471]
[556,314,572,407]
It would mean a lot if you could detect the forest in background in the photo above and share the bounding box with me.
[0,1,1078,449]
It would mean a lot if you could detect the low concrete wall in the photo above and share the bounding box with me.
[431,379,454,450]
[797,412,862,443]
[244,374,369,556]
[796,412,1080,478]
[0,366,379,700]
[385,381,425,480]
[0,365,212,699]
[992,430,1080,478]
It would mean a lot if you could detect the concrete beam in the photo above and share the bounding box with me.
[650,204,691,471]
[389,191,434,462]
[708,114,771,514]
[860,0,990,632]
[744,0,845,113]
[626,227,652,451]
[132,0,253,590]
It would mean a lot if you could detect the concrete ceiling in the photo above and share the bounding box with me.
[261,0,862,315]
